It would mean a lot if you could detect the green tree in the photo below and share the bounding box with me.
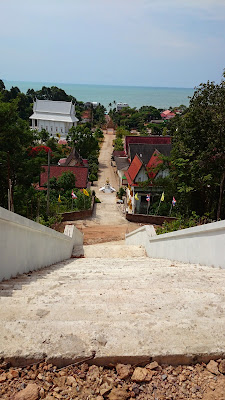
[171,70,225,219]
[67,125,99,158]
[114,137,124,151]
[0,99,35,209]
[94,128,104,139]
[57,171,76,192]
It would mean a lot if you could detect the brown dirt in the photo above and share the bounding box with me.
[1,359,225,399]
[75,224,141,245]
[55,222,141,244]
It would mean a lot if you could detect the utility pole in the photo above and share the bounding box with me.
[47,149,51,216]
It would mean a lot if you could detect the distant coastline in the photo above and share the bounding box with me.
[3,79,194,109]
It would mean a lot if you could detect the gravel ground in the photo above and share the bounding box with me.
[1,359,225,399]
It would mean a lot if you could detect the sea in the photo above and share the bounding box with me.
[3,80,194,110]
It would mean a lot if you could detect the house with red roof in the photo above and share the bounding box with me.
[81,110,92,124]
[124,150,170,214]
[39,165,88,190]
[124,135,171,155]
[160,110,176,120]
[58,147,88,167]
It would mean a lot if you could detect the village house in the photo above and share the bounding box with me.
[29,99,79,138]
[58,147,88,167]
[124,135,171,156]
[160,109,176,120]
[116,102,129,112]
[39,165,88,190]
[81,109,92,124]
[123,136,172,214]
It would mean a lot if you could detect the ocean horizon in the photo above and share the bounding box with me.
[3,79,194,110]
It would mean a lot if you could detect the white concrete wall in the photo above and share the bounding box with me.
[126,220,225,269]
[0,207,83,281]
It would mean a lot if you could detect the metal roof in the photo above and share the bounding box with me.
[33,99,73,114]
[30,112,78,123]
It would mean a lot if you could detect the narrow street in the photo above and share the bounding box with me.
[74,132,139,244]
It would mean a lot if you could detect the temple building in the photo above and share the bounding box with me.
[30,99,79,138]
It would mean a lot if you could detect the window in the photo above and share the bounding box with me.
[56,127,58,132]
[61,128,63,133]
[41,125,43,130]
[35,119,37,127]
[51,127,53,132]
[46,126,48,131]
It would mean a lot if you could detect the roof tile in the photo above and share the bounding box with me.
[40,166,88,188]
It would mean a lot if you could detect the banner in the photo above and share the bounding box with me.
[71,190,77,199]
[83,188,89,196]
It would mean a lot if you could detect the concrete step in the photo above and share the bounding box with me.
[83,241,146,258]
[0,256,225,366]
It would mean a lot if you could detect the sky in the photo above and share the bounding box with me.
[1,0,225,88]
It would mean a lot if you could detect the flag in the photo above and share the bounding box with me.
[146,194,150,202]
[58,194,62,203]
[135,193,139,201]
[83,188,89,196]
[71,190,77,199]
[172,196,176,206]
[160,192,164,202]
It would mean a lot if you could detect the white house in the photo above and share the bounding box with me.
[116,102,129,112]
[30,99,79,138]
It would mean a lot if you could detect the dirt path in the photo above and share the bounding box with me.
[72,133,140,243]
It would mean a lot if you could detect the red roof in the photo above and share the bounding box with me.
[40,166,88,188]
[125,135,171,154]
[124,155,143,186]
[58,139,68,145]
[146,149,163,179]
[161,110,175,119]
[161,109,171,115]
[81,110,91,120]
[58,158,67,165]
[113,150,126,157]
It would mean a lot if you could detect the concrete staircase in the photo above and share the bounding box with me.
[1,244,225,367]
[83,241,146,258]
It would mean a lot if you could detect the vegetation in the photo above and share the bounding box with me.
[168,70,225,221]
[109,105,162,132]
[2,70,225,230]
[156,212,212,235]
[117,187,126,199]
[0,82,101,225]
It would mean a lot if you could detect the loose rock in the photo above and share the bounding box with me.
[116,363,132,380]
[206,360,220,375]
[146,361,159,370]
[219,359,225,374]
[131,367,153,382]
[11,383,39,400]
[108,387,129,400]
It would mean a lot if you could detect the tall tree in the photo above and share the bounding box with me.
[67,125,99,158]
[171,70,225,219]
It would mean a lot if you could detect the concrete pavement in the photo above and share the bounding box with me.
[1,250,225,366]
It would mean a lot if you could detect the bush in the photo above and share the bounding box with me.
[117,187,126,199]
[156,212,212,235]
[89,173,98,183]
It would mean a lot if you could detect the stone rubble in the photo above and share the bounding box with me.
[0,359,225,400]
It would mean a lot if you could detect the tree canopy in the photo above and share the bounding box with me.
[170,71,225,219]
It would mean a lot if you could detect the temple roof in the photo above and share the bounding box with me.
[30,99,79,122]
[40,166,88,189]
[129,143,172,164]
